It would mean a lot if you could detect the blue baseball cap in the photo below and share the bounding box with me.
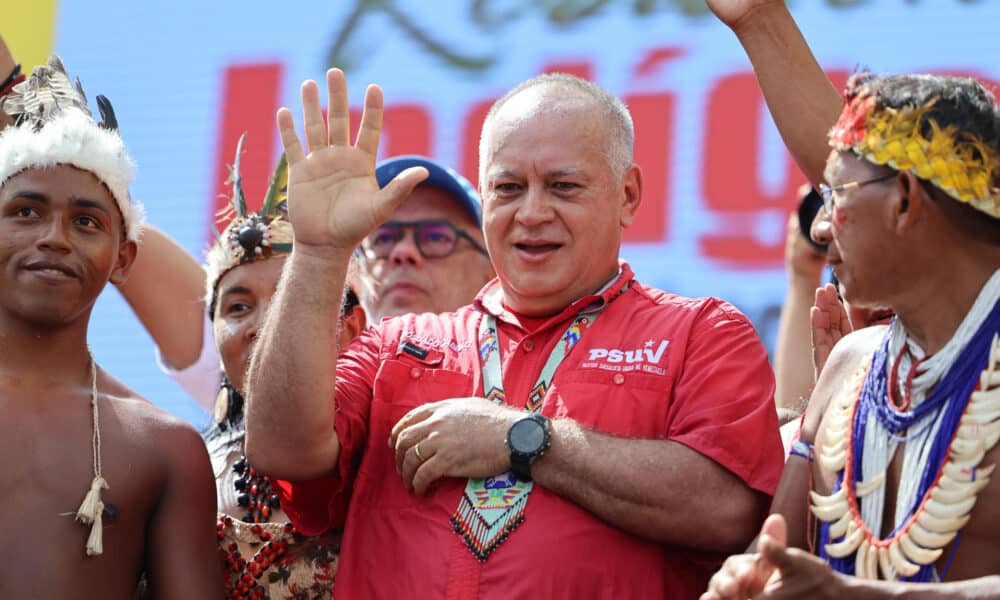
[375,155,482,226]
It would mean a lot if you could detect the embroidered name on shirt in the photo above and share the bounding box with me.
[401,330,474,353]
[580,339,670,375]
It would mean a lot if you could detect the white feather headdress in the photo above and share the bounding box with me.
[0,56,144,241]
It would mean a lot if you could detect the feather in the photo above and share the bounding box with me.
[4,55,92,128]
[96,95,118,131]
[230,133,248,217]
[260,153,289,218]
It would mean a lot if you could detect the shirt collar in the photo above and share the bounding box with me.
[475,261,634,329]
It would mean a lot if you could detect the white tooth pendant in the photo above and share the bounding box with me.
[888,539,921,577]
[854,539,879,580]
[828,510,852,539]
[810,489,849,522]
[819,445,847,473]
[907,522,958,548]
[898,533,943,566]
[877,545,895,581]
[916,510,971,535]
[825,519,864,558]
[855,472,885,498]
[922,495,976,520]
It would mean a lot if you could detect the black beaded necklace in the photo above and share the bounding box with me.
[209,377,283,524]
[231,456,282,524]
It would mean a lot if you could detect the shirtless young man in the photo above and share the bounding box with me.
[0,57,222,599]
[703,1,1000,597]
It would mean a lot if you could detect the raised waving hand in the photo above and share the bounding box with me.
[277,68,428,256]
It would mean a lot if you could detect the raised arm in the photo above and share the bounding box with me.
[707,0,842,185]
[244,69,426,479]
[115,225,208,370]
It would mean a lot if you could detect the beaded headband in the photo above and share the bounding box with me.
[0,56,144,240]
[205,134,293,315]
[829,73,1000,219]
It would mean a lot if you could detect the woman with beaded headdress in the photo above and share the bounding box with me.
[703,1,1000,598]
[0,52,224,597]
[201,135,364,598]
[113,129,364,595]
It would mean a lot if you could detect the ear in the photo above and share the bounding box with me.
[892,171,926,236]
[108,238,138,285]
[619,164,642,228]
[341,305,367,342]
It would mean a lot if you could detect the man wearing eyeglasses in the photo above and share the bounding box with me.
[703,1,1000,598]
[357,156,495,324]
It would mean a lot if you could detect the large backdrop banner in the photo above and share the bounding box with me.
[9,0,999,425]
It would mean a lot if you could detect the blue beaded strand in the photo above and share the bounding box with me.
[820,301,1000,582]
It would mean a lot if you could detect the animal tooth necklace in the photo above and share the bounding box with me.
[812,269,1000,582]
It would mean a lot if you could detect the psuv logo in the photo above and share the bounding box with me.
[582,340,670,375]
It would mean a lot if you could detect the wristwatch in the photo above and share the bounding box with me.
[507,414,551,481]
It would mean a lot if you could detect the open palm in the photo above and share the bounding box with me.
[276,69,428,255]
[810,283,852,377]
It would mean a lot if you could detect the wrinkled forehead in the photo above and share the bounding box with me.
[483,104,610,175]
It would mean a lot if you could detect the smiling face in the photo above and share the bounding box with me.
[0,165,135,327]
[479,85,641,316]
[812,151,900,309]
[212,257,286,393]
[358,185,494,322]
[212,256,365,392]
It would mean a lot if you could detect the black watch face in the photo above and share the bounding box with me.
[510,418,545,453]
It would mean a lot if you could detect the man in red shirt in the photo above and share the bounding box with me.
[245,70,783,598]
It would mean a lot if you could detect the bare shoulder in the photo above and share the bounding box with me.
[801,325,886,440]
[98,369,211,468]
[820,324,886,378]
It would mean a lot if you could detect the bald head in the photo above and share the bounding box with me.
[478,73,634,184]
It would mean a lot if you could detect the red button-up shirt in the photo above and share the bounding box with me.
[276,264,783,599]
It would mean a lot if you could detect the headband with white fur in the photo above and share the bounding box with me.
[0,56,144,241]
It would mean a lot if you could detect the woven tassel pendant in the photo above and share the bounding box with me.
[76,476,109,555]
[84,510,104,556]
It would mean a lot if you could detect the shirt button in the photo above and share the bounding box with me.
[524,340,535,352]
[613,373,625,385]
[410,368,421,379]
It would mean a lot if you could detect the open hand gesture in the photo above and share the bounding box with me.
[276,69,428,256]
[810,283,852,378]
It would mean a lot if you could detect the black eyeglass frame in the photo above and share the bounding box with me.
[817,172,897,214]
[360,219,489,260]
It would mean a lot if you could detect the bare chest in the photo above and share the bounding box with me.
[1,390,164,582]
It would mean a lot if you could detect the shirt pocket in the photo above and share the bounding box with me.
[355,359,474,508]
[548,369,674,439]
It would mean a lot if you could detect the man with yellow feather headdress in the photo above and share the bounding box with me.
[703,1,1000,598]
